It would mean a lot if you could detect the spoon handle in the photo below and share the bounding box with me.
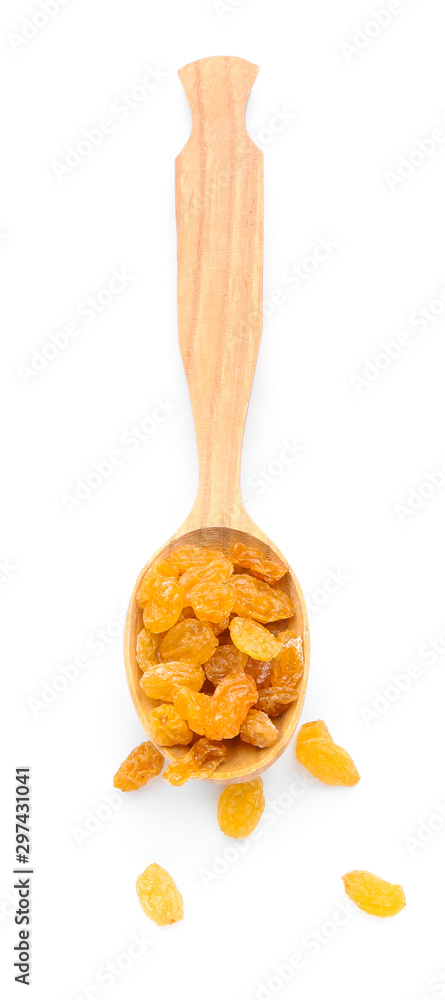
[176,56,263,528]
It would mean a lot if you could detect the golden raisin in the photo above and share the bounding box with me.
[240,708,279,747]
[189,581,236,623]
[113,741,163,791]
[180,556,233,604]
[204,644,248,685]
[140,661,205,701]
[255,686,297,717]
[167,545,226,573]
[296,720,360,786]
[342,871,406,917]
[245,657,272,689]
[173,687,211,736]
[159,619,217,666]
[230,542,287,584]
[205,671,258,740]
[217,778,265,838]
[141,577,184,633]
[136,864,183,925]
[136,628,158,671]
[150,704,193,746]
[163,738,228,785]
[211,616,232,636]
[232,574,294,623]
[270,628,304,688]
[230,617,282,661]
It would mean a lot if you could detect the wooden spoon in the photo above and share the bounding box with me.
[124,56,310,782]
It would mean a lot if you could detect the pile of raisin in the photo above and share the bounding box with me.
[133,541,303,783]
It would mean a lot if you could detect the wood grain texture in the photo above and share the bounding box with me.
[124,57,310,782]
[176,56,263,528]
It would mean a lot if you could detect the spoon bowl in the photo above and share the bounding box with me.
[125,522,309,782]
[124,56,310,782]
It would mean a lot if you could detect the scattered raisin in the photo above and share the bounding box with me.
[113,741,163,791]
[217,778,265,838]
[296,720,360,786]
[342,871,406,917]
[136,864,183,925]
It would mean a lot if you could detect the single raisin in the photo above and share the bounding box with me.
[140,661,205,701]
[204,644,248,685]
[136,628,158,671]
[205,671,258,740]
[240,708,279,747]
[229,542,287,584]
[255,686,297,717]
[150,704,193,746]
[159,619,217,666]
[163,738,228,785]
[141,577,184,633]
[217,778,265,838]
[296,720,360,786]
[230,617,282,661]
[113,741,163,791]
[136,864,183,925]
[173,687,211,736]
[167,545,226,573]
[189,581,236,623]
[180,556,233,604]
[231,574,293,623]
[270,628,304,688]
[342,871,406,917]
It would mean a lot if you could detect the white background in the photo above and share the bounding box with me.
[1,0,445,998]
